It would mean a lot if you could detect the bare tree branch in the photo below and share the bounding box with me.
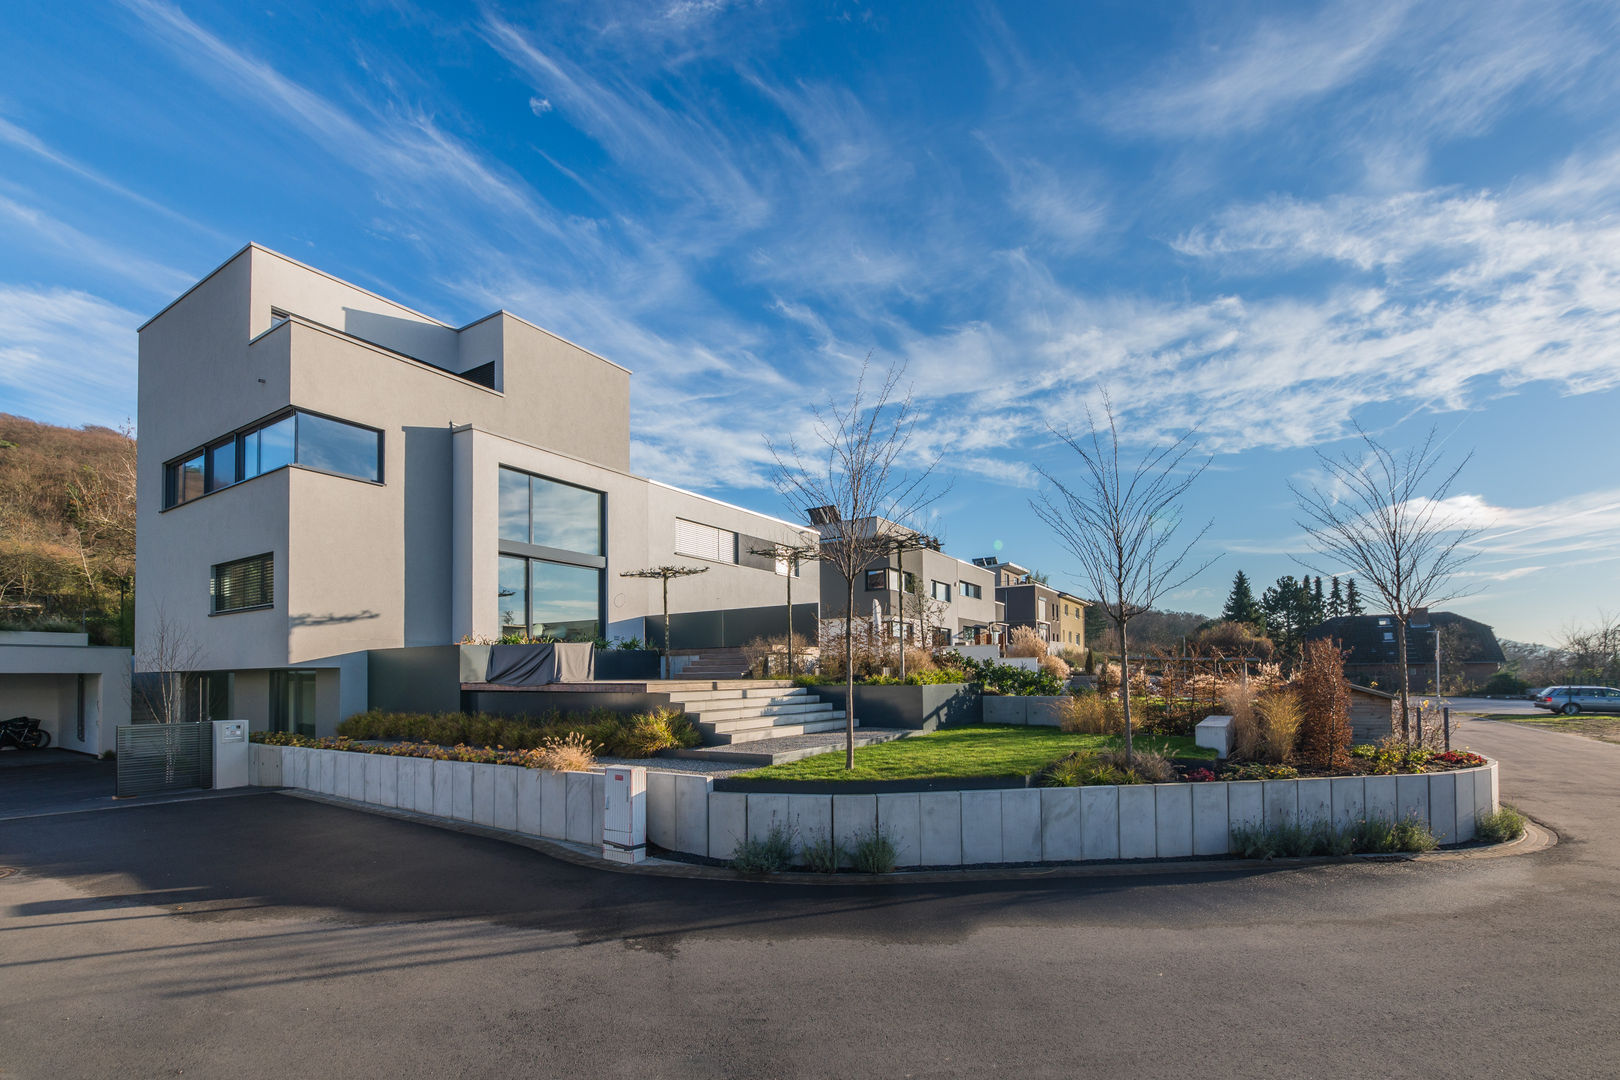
[1030,391,1215,759]
[1288,424,1483,739]
[767,355,948,768]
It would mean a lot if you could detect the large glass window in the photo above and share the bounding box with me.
[297,412,382,481]
[529,561,602,642]
[499,467,603,554]
[165,410,378,508]
[270,670,317,738]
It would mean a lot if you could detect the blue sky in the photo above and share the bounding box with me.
[4,0,1620,644]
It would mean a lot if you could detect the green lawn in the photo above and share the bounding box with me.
[733,724,1212,782]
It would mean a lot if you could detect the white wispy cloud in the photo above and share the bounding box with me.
[0,287,141,429]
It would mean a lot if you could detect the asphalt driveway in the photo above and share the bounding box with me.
[1,719,1616,1079]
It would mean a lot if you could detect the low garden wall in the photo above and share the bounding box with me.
[982,695,1067,726]
[808,683,981,730]
[253,744,1500,870]
[251,744,605,847]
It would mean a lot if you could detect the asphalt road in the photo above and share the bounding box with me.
[1,719,1616,1079]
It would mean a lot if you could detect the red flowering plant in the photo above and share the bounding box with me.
[1429,750,1486,769]
[1183,768,1217,783]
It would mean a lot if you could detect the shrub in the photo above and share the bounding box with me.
[1294,639,1353,771]
[619,707,700,757]
[1254,690,1303,764]
[1042,747,1174,786]
[1184,767,1216,782]
[906,666,968,685]
[1056,645,1088,670]
[955,655,1063,696]
[1234,815,1438,858]
[1220,762,1298,780]
[1476,806,1526,844]
[1221,681,1262,761]
[850,827,898,873]
[801,830,843,873]
[903,646,937,672]
[1038,653,1072,680]
[1482,672,1529,696]
[523,732,598,772]
[1351,737,1434,774]
[731,824,794,873]
[1057,693,1123,735]
[743,633,816,677]
[1006,625,1048,658]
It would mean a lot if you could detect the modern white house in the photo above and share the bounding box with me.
[815,515,1004,646]
[135,244,819,737]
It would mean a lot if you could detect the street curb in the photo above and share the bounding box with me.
[279,789,1556,886]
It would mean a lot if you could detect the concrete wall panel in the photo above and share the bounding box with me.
[1227,781,1263,833]
[493,766,519,832]
[746,793,791,844]
[646,770,676,849]
[1297,778,1332,828]
[673,774,712,856]
[959,790,1002,864]
[540,770,568,839]
[516,768,542,835]
[564,771,594,844]
[833,794,878,869]
[1192,782,1228,856]
[1396,774,1429,828]
[1427,772,1457,844]
[708,791,747,861]
[1000,789,1043,863]
[876,793,922,867]
[1330,777,1365,830]
[1364,775,1397,823]
[1081,786,1120,860]
[1262,780,1298,829]
[1040,788,1082,862]
[919,792,963,866]
[1118,786,1156,859]
[1155,784,1194,858]
[788,794,833,862]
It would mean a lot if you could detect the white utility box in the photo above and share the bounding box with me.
[212,720,251,789]
[1195,715,1233,759]
[602,765,647,863]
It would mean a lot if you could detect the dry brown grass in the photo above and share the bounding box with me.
[523,731,598,771]
[1038,653,1072,680]
[1221,681,1262,760]
[1255,690,1304,764]
[904,646,938,672]
[1006,625,1049,658]
[1058,693,1124,735]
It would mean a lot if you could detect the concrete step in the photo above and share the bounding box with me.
[698,706,845,732]
[661,727,910,766]
[706,715,852,744]
[698,702,845,729]
[669,688,814,706]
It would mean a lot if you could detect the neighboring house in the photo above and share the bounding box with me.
[1303,610,1505,692]
[1053,591,1089,652]
[972,559,1063,646]
[135,244,818,737]
[0,631,130,756]
[815,515,1004,646]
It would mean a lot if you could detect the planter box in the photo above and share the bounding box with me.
[593,649,661,679]
[808,683,980,730]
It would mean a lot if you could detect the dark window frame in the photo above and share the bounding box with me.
[162,407,385,510]
[210,552,275,615]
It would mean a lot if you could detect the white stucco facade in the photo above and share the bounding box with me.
[135,244,818,736]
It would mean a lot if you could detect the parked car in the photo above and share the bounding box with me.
[1532,686,1620,715]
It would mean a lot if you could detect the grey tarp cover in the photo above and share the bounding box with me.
[483,643,596,686]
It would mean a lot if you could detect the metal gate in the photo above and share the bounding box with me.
[115,723,214,797]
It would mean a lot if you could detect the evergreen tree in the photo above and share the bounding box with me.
[1328,576,1344,618]
[1220,570,1264,629]
[1313,576,1325,617]
[1345,577,1364,615]
[1260,575,1310,653]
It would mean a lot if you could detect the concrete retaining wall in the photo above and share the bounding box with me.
[981,695,1068,726]
[252,744,604,846]
[251,745,1500,869]
[654,759,1502,866]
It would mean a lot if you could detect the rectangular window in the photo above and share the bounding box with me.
[775,555,801,577]
[499,469,531,543]
[902,571,917,593]
[961,581,982,600]
[931,580,952,602]
[529,560,602,642]
[675,518,736,564]
[270,669,317,738]
[211,553,274,613]
[866,569,888,591]
[498,555,528,634]
[206,439,237,492]
[531,475,603,555]
[296,412,382,482]
[246,415,295,478]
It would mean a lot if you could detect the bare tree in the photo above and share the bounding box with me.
[619,565,710,679]
[1031,395,1214,760]
[769,357,945,768]
[134,605,203,724]
[1291,426,1481,740]
[900,567,950,659]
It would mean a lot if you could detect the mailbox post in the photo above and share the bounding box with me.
[212,720,250,789]
[602,765,647,863]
